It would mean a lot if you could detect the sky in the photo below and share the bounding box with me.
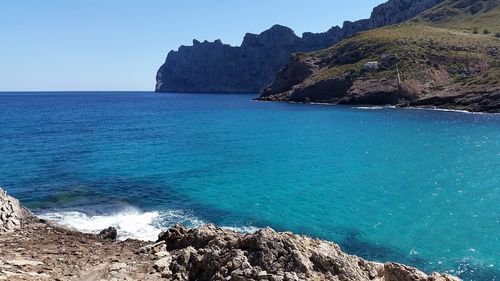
[0,0,385,91]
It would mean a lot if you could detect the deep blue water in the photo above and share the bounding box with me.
[0,92,499,280]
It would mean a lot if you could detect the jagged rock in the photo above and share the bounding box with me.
[153,255,172,274]
[155,250,170,257]
[156,0,440,94]
[154,224,460,281]
[138,240,167,255]
[98,226,118,241]
[368,0,439,28]
[0,187,30,234]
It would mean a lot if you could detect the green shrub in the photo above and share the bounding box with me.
[483,29,491,34]
[473,27,479,34]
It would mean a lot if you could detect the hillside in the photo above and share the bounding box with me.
[259,0,500,113]
[155,0,439,93]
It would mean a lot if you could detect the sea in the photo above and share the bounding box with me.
[0,91,498,280]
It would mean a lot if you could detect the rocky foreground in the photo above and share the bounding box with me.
[0,188,460,281]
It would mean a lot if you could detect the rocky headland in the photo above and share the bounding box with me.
[0,187,461,281]
[155,0,439,93]
[258,0,500,113]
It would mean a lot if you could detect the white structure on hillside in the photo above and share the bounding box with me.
[364,61,379,71]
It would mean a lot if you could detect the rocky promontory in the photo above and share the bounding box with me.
[155,0,439,93]
[259,0,500,113]
[0,187,461,280]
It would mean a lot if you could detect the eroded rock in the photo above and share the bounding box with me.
[98,226,118,241]
[153,224,461,281]
[0,187,30,234]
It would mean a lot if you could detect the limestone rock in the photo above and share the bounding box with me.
[109,262,127,272]
[0,187,30,234]
[154,224,460,281]
[6,259,44,266]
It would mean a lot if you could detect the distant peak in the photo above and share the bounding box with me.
[268,24,294,32]
[241,24,298,48]
[263,24,296,37]
[191,38,225,47]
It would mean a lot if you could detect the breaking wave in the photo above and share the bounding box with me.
[38,208,205,241]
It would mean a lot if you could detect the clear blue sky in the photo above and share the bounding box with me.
[0,0,385,91]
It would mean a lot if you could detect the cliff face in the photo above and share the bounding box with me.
[156,25,307,93]
[259,0,500,113]
[155,0,439,93]
[367,0,441,28]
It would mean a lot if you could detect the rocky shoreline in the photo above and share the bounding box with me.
[1,187,461,280]
[255,99,500,114]
[257,1,500,114]
[258,81,500,113]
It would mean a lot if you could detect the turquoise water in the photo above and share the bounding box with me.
[0,92,499,280]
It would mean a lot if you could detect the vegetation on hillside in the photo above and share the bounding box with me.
[295,0,500,87]
[414,0,500,34]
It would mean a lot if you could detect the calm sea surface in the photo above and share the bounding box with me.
[0,92,499,280]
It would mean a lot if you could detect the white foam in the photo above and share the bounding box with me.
[309,102,337,106]
[401,106,500,115]
[354,105,500,115]
[222,225,261,234]
[38,208,205,241]
[38,208,261,241]
[354,106,397,110]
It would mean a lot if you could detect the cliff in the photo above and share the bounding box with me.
[259,0,500,113]
[0,186,461,280]
[155,0,439,93]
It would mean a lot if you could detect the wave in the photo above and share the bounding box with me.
[402,107,478,114]
[354,106,397,110]
[38,208,205,241]
[37,208,260,241]
[222,225,260,233]
[353,105,500,115]
[400,106,498,115]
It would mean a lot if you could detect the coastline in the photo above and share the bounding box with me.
[34,208,260,242]
[253,99,500,115]
[0,187,461,281]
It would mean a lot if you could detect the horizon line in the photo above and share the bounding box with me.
[0,90,156,93]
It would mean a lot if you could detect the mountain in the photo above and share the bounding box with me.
[155,0,439,93]
[259,0,500,112]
